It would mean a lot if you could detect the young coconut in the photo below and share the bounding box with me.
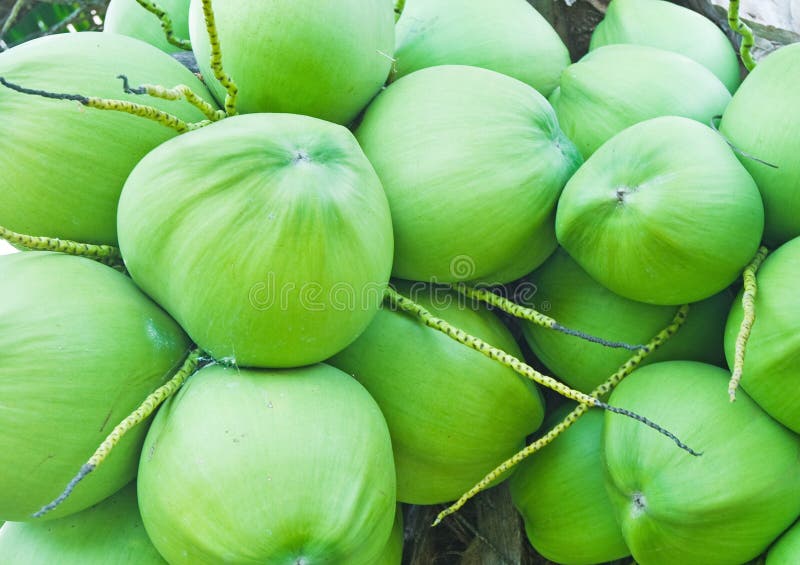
[556,116,764,305]
[590,0,741,92]
[720,43,800,246]
[355,64,582,284]
[724,237,800,432]
[0,252,190,521]
[550,44,731,158]
[767,519,800,565]
[117,112,394,368]
[0,483,165,564]
[510,407,630,565]
[329,282,545,505]
[0,31,216,246]
[393,0,569,96]
[604,361,800,565]
[104,0,191,53]
[187,0,395,124]
[522,248,733,393]
[137,363,397,564]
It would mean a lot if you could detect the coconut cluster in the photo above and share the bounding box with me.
[0,0,799,563]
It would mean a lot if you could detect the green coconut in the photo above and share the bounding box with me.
[720,43,800,246]
[393,0,569,96]
[556,116,764,305]
[0,252,190,521]
[137,363,396,564]
[0,483,165,564]
[510,406,630,565]
[329,282,544,504]
[724,236,800,433]
[590,0,740,92]
[104,0,190,53]
[117,113,393,368]
[767,520,800,565]
[604,361,800,565]
[0,31,215,246]
[355,64,582,284]
[188,0,394,124]
[551,44,731,158]
[522,248,733,393]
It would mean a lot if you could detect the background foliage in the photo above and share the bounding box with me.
[0,0,105,50]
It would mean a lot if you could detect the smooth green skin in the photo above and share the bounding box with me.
[590,0,740,92]
[356,65,582,284]
[510,407,629,565]
[523,248,733,393]
[604,361,800,565]
[104,0,190,53]
[556,116,764,305]
[0,32,215,246]
[394,0,569,97]
[476,209,558,285]
[137,364,396,564]
[724,236,800,433]
[376,506,404,565]
[329,282,544,504]
[551,44,731,158]
[118,113,393,369]
[188,0,394,124]
[767,520,800,565]
[0,483,165,564]
[0,253,189,521]
[721,43,800,246]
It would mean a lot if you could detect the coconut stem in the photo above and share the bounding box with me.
[394,0,406,21]
[0,77,208,134]
[386,288,698,458]
[32,348,204,519]
[432,303,692,527]
[386,286,600,406]
[729,246,769,401]
[118,74,225,122]
[200,0,239,116]
[0,224,122,266]
[451,283,646,351]
[132,0,192,50]
[728,0,757,71]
